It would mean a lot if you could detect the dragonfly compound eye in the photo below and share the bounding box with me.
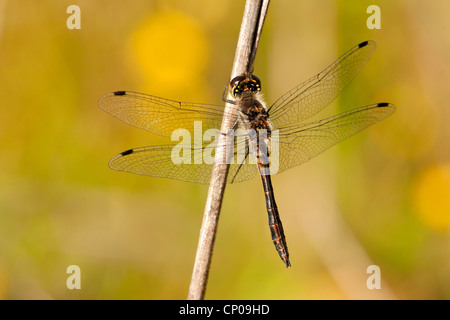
[230,75,246,97]
[251,75,262,91]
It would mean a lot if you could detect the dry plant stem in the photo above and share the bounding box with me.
[187,0,270,300]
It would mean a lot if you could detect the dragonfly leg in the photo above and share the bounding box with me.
[221,82,237,105]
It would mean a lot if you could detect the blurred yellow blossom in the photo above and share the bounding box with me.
[414,164,450,232]
[127,11,209,99]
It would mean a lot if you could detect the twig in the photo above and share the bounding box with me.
[187,0,270,300]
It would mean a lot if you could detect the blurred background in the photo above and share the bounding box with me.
[0,0,449,299]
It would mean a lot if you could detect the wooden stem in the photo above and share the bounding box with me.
[187,0,270,300]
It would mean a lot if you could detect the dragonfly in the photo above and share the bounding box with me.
[98,40,395,268]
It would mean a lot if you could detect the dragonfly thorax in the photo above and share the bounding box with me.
[237,94,271,132]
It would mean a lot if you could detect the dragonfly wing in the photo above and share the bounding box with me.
[273,103,395,174]
[227,138,258,183]
[269,41,376,127]
[109,139,257,184]
[98,91,234,137]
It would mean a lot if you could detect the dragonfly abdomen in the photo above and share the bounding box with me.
[259,163,291,268]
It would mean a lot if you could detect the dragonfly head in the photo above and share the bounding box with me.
[229,74,261,98]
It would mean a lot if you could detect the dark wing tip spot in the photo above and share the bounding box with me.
[378,102,390,107]
[113,91,126,96]
[359,40,369,48]
[120,149,134,156]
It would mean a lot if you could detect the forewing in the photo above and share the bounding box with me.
[269,41,376,127]
[98,91,233,137]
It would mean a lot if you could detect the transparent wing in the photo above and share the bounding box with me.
[98,91,236,137]
[269,41,376,128]
[109,138,258,184]
[273,103,395,174]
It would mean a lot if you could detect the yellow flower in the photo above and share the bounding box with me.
[128,11,209,97]
[414,164,450,232]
